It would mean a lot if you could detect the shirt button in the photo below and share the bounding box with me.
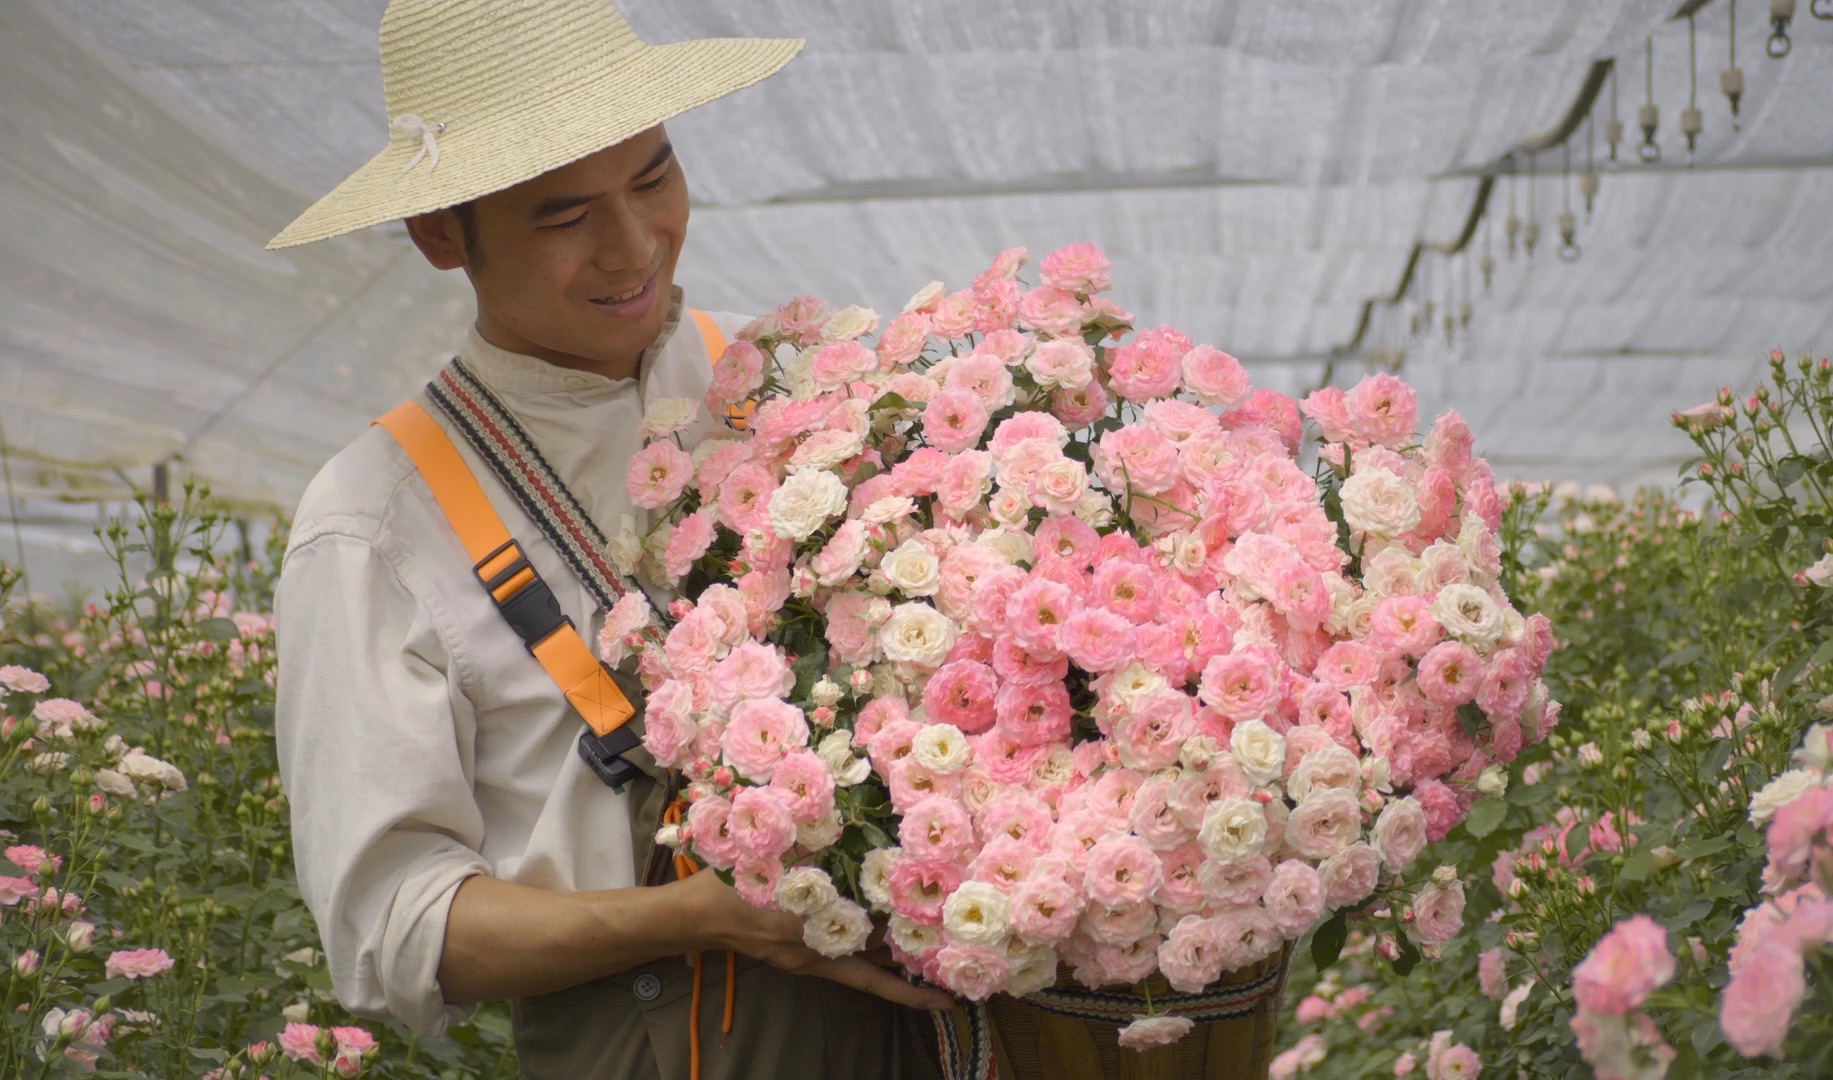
[633,973,662,1002]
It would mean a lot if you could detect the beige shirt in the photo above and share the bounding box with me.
[274,293,746,1035]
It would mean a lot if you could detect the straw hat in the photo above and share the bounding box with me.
[267,0,802,249]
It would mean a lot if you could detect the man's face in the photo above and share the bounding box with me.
[408,125,688,376]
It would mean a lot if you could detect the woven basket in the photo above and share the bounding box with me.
[934,947,1291,1080]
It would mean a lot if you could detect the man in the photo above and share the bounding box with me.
[268,2,952,1077]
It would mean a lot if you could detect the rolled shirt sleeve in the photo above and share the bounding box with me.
[275,528,492,1035]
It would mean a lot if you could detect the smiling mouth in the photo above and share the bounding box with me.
[591,272,657,307]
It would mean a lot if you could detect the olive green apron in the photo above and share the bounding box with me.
[511,677,944,1080]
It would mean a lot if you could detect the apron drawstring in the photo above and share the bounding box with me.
[664,797,739,1080]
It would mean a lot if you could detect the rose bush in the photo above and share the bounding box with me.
[1270,352,1833,1078]
[0,488,516,1078]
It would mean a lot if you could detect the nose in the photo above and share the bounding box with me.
[591,193,658,274]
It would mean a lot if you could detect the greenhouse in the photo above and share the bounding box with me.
[2,1,1830,1077]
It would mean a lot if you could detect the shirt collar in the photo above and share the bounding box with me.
[457,287,686,397]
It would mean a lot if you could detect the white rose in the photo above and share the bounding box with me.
[1370,796,1429,871]
[815,730,872,787]
[606,515,644,578]
[653,824,682,850]
[1198,797,1268,862]
[1432,583,1505,646]
[640,397,701,440]
[987,489,1031,528]
[861,848,900,911]
[979,527,1034,567]
[904,281,946,313]
[821,305,880,342]
[1004,941,1059,998]
[1107,664,1169,711]
[768,468,849,542]
[880,539,941,598]
[1805,554,1833,588]
[942,881,1012,946]
[1073,490,1116,529]
[1288,745,1361,803]
[790,429,867,472]
[1417,542,1471,592]
[877,603,958,668]
[775,866,842,917]
[1362,546,1422,598]
[1031,745,1076,788]
[863,496,917,526]
[1798,722,1833,771]
[1749,769,1822,824]
[29,752,69,774]
[121,753,188,793]
[888,912,941,956]
[780,347,819,399]
[1476,765,1509,799]
[797,810,844,850]
[94,769,135,799]
[811,679,843,708]
[1229,720,1287,785]
[804,899,874,958]
[911,724,972,774]
[1339,468,1421,537]
[282,1001,309,1024]
[1499,980,1536,1030]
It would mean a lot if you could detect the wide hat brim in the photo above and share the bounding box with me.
[267,36,802,250]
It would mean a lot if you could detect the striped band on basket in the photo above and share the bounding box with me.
[427,359,653,620]
[1019,962,1285,1026]
[933,1003,998,1080]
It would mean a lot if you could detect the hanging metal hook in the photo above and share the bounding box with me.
[1769,0,1795,56]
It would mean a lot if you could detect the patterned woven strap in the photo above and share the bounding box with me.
[933,1003,998,1080]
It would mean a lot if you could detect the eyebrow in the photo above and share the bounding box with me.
[526,142,675,222]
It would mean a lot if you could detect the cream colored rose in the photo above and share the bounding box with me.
[640,397,701,440]
[1031,746,1076,788]
[1030,459,1088,513]
[1005,942,1059,997]
[979,526,1034,567]
[607,514,643,577]
[1749,769,1821,823]
[1229,720,1287,785]
[943,882,1012,946]
[861,847,900,910]
[816,730,872,787]
[1417,542,1471,592]
[768,468,848,542]
[1107,663,1170,711]
[912,723,972,774]
[988,488,1031,528]
[1362,546,1422,598]
[820,305,880,342]
[887,912,940,955]
[881,538,942,598]
[790,428,867,472]
[775,866,842,917]
[120,752,187,793]
[811,678,843,708]
[1288,745,1361,803]
[877,603,958,668]
[863,496,917,526]
[1073,490,1116,529]
[1198,797,1268,861]
[803,898,873,957]
[1339,468,1421,537]
[797,809,843,849]
[1432,583,1505,646]
[904,281,946,313]
[94,768,135,799]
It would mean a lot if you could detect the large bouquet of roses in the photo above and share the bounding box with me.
[603,244,1555,1047]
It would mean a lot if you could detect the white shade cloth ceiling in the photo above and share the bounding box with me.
[3,0,1831,539]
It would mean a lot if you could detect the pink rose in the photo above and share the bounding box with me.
[1264,861,1327,938]
[1211,905,1283,971]
[1156,915,1225,992]
[1039,241,1112,295]
[1286,789,1363,860]
[1423,1034,1482,1080]
[1016,286,1084,337]
[1106,326,1188,403]
[1181,345,1253,410]
[1117,1015,1195,1051]
[1198,855,1273,907]
[1051,383,1110,427]
[936,942,1011,1001]
[1721,939,1805,1057]
[1571,914,1675,1016]
[104,946,174,980]
[1010,871,1084,943]
[769,752,837,825]
[707,339,765,406]
[720,697,810,782]
[1371,797,1429,871]
[1083,836,1164,908]
[1416,641,1482,707]
[1318,843,1381,909]
[898,795,975,863]
[921,660,999,734]
[626,440,695,509]
[661,511,717,582]
[727,787,797,861]
[279,1022,323,1063]
[1059,607,1138,674]
[1478,948,1507,1001]
[1408,881,1465,947]
[1346,373,1418,449]
[1093,425,1179,495]
[922,389,991,454]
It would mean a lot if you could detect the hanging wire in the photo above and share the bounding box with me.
[1683,14,1704,162]
[1460,245,1473,330]
[1724,0,1745,130]
[1524,151,1540,257]
[1505,163,1521,257]
[1559,142,1581,261]
[1481,195,1496,293]
[0,417,29,594]
[1582,110,1600,217]
[1639,37,1662,163]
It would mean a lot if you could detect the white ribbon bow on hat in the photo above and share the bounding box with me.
[391,114,446,177]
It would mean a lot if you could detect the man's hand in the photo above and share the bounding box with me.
[676,870,955,1012]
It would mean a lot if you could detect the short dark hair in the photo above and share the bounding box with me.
[450,199,483,267]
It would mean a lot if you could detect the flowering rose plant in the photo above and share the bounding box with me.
[612,245,1553,1042]
[1269,355,1833,1079]
[0,491,517,1078]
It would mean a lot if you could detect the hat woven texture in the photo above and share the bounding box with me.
[268,0,801,249]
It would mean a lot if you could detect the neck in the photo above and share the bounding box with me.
[471,319,651,383]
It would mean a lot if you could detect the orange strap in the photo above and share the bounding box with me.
[662,797,739,1080]
[375,402,637,737]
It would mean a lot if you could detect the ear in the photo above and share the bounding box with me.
[404,209,467,271]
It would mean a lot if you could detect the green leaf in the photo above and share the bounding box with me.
[1462,798,1507,839]
[1697,740,1735,783]
[1657,642,1704,670]
[1618,849,1653,883]
[1774,454,1810,490]
[870,392,912,412]
[195,617,241,642]
[1675,836,1733,861]
[857,821,892,849]
[1390,935,1422,977]
[1310,911,1349,971]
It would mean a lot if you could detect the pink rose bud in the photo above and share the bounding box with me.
[1376,938,1399,961]
[812,706,836,726]
[848,670,874,692]
[712,766,736,788]
[13,949,40,976]
[668,600,694,620]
